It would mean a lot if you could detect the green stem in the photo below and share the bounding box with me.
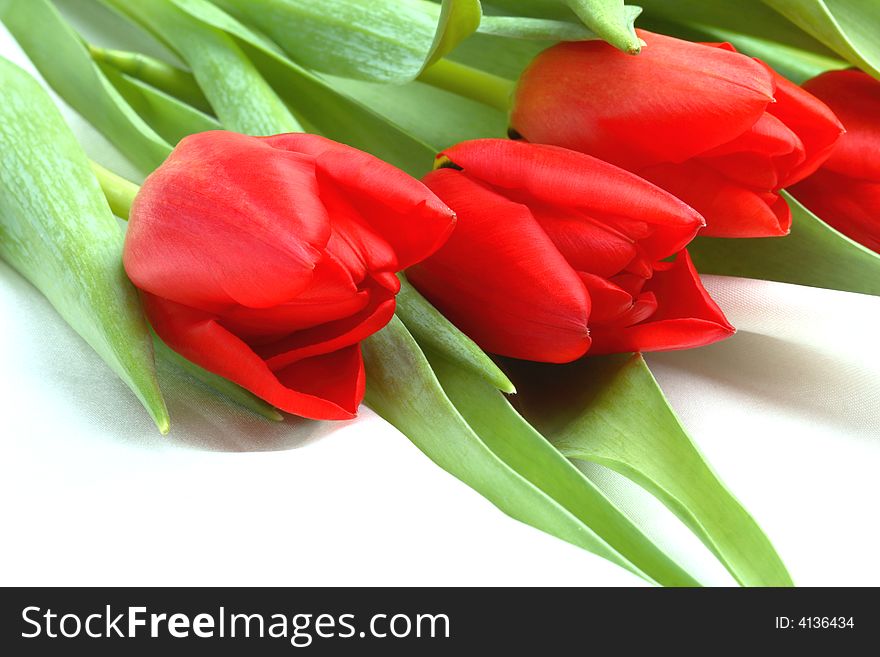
[90,160,138,219]
[88,44,212,114]
[417,58,514,114]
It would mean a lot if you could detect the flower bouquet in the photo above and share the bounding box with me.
[1,0,878,588]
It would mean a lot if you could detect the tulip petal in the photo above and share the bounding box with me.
[142,293,361,419]
[262,132,455,268]
[761,65,844,186]
[440,139,705,249]
[641,160,792,237]
[801,69,880,182]
[790,169,880,253]
[589,251,735,355]
[258,280,397,369]
[578,273,635,324]
[529,203,639,278]
[319,177,399,282]
[126,131,332,311]
[409,169,592,363]
[700,112,806,190]
[511,30,775,170]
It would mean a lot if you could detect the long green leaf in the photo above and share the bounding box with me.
[101,0,302,135]
[505,353,793,587]
[690,192,880,297]
[0,0,172,173]
[427,352,701,586]
[0,55,169,433]
[761,0,880,79]
[364,317,674,585]
[102,0,439,176]
[207,0,480,83]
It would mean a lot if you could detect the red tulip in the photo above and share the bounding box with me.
[406,139,734,363]
[790,70,880,253]
[124,131,455,420]
[510,30,844,239]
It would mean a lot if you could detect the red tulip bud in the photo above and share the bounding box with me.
[790,70,880,253]
[511,30,844,239]
[407,139,734,363]
[124,131,455,419]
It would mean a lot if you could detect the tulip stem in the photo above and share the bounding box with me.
[417,58,514,114]
[88,43,213,114]
[90,161,139,219]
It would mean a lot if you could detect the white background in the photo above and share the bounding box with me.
[1,18,879,587]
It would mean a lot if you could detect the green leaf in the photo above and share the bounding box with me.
[689,192,880,297]
[206,0,480,84]
[486,0,642,53]
[424,0,483,69]
[479,6,641,41]
[98,63,220,145]
[427,352,701,586]
[100,0,302,135]
[0,0,172,174]
[363,317,691,585]
[0,55,169,433]
[505,353,793,587]
[563,1,642,53]
[396,275,515,393]
[327,75,508,149]
[761,0,880,79]
[152,0,440,176]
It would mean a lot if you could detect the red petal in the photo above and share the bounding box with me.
[441,139,705,237]
[143,293,362,419]
[641,160,792,237]
[511,30,775,170]
[262,133,455,268]
[578,273,636,324]
[589,251,735,355]
[319,178,399,283]
[700,112,806,189]
[529,203,639,278]
[125,131,331,311]
[257,281,397,369]
[790,169,880,253]
[408,169,592,363]
[761,64,844,186]
[801,69,880,182]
